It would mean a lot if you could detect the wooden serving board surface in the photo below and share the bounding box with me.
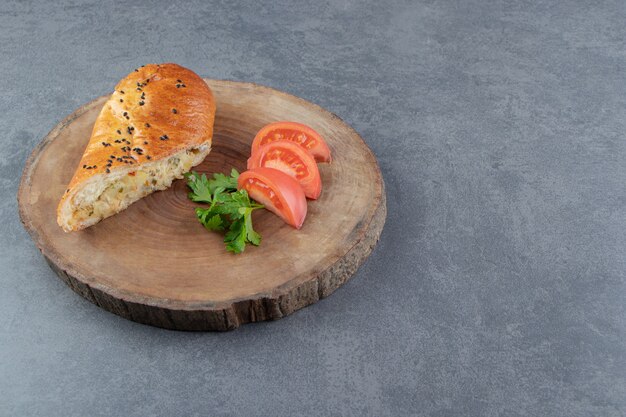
[18,79,386,331]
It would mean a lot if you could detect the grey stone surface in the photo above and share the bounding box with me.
[0,0,624,415]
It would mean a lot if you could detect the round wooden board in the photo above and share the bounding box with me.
[17,79,386,331]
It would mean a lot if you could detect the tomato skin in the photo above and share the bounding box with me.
[251,121,332,163]
[238,167,307,229]
[247,141,322,200]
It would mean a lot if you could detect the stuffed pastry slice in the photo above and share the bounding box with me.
[57,63,215,232]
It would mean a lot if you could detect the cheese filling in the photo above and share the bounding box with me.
[65,146,207,230]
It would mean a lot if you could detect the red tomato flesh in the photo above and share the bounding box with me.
[238,167,307,229]
[251,121,332,163]
[247,141,321,200]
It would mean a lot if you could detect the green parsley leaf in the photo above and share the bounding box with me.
[185,172,213,203]
[210,169,239,191]
[244,208,262,246]
[224,218,247,253]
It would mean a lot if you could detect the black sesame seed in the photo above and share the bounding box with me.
[136,87,142,91]
[172,108,177,114]
[110,155,115,158]
[117,158,123,162]
[139,101,145,106]
[146,155,151,160]
[145,123,150,128]
[120,90,125,94]
[176,84,181,88]
[83,165,86,168]
[134,69,138,72]
[106,168,110,173]
[123,112,128,116]
[177,79,182,83]
[116,129,121,134]
[144,141,148,145]
[181,84,186,87]
[119,99,123,102]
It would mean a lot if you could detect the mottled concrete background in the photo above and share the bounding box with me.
[1,0,624,416]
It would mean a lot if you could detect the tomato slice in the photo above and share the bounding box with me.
[238,167,307,229]
[251,121,332,163]
[247,141,321,200]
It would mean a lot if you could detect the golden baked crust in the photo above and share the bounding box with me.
[57,63,215,230]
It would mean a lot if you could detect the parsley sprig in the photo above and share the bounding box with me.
[185,169,264,253]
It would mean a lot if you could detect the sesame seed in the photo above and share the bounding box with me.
[116,129,121,134]
[120,90,125,94]
[177,79,182,83]
[146,155,151,160]
[139,101,145,106]
[106,168,110,173]
[145,123,150,128]
[144,141,148,145]
[172,108,177,114]
[83,165,86,168]
[119,99,123,102]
